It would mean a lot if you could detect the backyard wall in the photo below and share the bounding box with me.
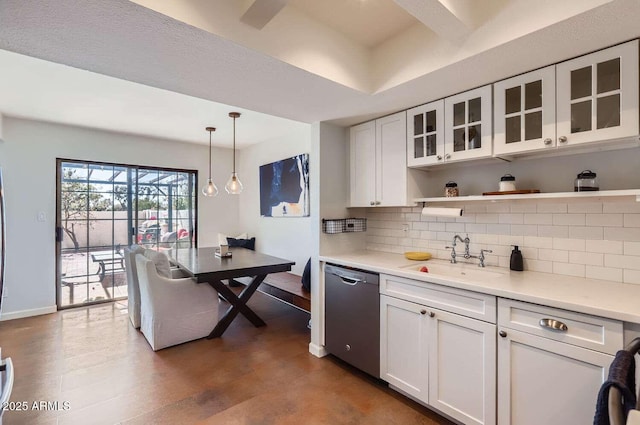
[0,117,237,319]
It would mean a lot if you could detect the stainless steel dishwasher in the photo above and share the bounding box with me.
[325,263,380,378]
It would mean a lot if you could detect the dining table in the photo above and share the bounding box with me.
[166,246,295,338]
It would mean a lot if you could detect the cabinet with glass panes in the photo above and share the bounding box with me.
[557,40,638,147]
[407,86,492,167]
[494,65,556,155]
[407,100,444,167]
[494,40,638,156]
[443,85,493,163]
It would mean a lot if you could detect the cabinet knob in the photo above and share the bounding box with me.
[559,136,568,143]
[499,330,507,338]
[375,201,381,205]
[544,138,552,145]
[428,311,435,318]
[345,344,351,351]
[370,201,375,206]
[437,155,443,161]
[445,154,451,160]
[420,309,427,315]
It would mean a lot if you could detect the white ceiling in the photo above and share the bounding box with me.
[1,0,640,147]
[0,49,308,148]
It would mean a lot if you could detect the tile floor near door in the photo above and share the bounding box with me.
[0,292,454,425]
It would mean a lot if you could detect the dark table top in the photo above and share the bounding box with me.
[166,247,295,283]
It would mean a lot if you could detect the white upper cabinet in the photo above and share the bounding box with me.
[376,112,408,206]
[444,85,493,163]
[349,112,408,207]
[407,100,445,167]
[557,40,639,147]
[494,66,556,155]
[349,120,376,207]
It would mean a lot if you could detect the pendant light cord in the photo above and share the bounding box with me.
[208,129,212,180]
[232,116,236,173]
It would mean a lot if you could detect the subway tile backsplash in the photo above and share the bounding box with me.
[365,200,640,284]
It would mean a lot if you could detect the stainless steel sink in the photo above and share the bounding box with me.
[398,261,504,281]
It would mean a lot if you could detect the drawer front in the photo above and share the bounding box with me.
[380,274,497,323]
[498,298,623,355]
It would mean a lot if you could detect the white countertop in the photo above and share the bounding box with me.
[320,250,640,323]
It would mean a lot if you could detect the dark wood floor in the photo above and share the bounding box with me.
[0,291,455,424]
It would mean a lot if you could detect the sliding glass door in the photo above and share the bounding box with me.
[56,160,197,309]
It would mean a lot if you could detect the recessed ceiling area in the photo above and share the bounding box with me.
[128,0,618,94]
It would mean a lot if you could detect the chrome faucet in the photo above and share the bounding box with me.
[445,234,493,267]
[445,234,469,264]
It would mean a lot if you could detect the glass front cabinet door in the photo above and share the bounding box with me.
[494,65,556,156]
[556,40,639,147]
[444,85,493,163]
[407,100,444,167]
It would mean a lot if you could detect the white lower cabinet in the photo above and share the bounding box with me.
[497,328,612,425]
[497,298,622,425]
[379,274,626,425]
[380,279,497,425]
[429,309,496,425]
[380,295,429,401]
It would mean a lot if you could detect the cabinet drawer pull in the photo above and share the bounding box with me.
[499,330,507,338]
[539,318,568,332]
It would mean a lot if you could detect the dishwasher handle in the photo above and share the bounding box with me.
[336,275,364,286]
[325,265,373,286]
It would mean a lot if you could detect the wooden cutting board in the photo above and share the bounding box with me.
[482,189,541,195]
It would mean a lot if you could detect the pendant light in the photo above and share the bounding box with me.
[202,127,219,197]
[225,112,244,194]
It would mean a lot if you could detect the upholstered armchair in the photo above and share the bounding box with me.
[125,244,191,329]
[135,254,219,351]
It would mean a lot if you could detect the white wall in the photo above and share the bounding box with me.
[237,123,312,276]
[0,117,237,319]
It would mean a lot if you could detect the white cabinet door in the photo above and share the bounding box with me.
[557,40,639,147]
[376,112,407,206]
[494,66,556,156]
[380,295,429,403]
[444,85,493,163]
[497,327,612,425]
[407,100,445,167]
[349,120,376,207]
[428,308,496,425]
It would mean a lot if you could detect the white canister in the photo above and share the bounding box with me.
[499,174,516,192]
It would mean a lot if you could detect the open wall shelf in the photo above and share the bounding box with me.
[414,189,640,204]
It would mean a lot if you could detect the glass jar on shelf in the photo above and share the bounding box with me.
[445,181,459,197]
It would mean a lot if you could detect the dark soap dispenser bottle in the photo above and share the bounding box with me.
[510,245,524,271]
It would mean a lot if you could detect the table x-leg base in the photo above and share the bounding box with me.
[207,274,267,338]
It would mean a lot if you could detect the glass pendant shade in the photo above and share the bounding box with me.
[202,126,218,197]
[227,112,244,195]
[225,172,243,194]
[202,178,218,197]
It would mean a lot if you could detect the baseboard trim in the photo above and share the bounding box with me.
[308,342,328,358]
[0,305,57,321]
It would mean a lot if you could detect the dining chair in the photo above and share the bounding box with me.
[135,253,219,351]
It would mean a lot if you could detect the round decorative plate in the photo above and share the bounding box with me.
[404,252,432,261]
